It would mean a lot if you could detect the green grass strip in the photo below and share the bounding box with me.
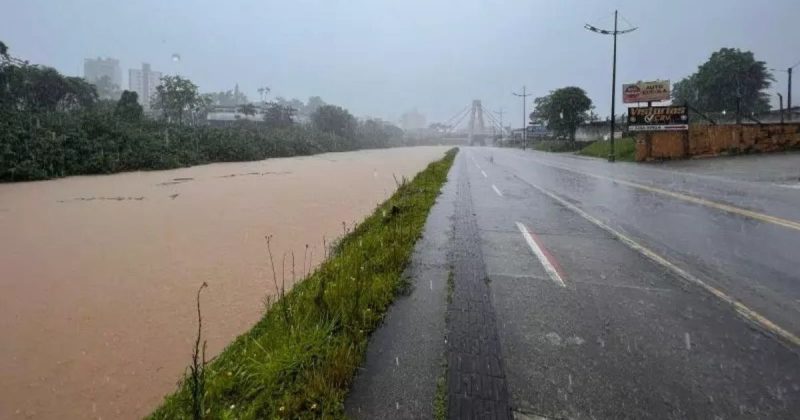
[148,148,458,419]
[577,137,636,161]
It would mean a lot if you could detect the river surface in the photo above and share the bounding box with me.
[0,146,449,419]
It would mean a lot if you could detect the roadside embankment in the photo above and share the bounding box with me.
[148,148,457,419]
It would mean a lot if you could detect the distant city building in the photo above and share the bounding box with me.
[400,109,426,131]
[83,57,121,87]
[206,105,264,124]
[128,63,162,111]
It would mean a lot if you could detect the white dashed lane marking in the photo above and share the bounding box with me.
[520,178,800,348]
[492,184,504,197]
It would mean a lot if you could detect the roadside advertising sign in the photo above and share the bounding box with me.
[627,106,688,131]
[622,80,671,103]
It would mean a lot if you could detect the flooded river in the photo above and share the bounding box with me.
[0,146,449,419]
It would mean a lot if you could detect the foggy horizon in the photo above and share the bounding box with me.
[3,0,799,124]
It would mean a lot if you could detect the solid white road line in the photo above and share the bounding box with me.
[492,184,504,197]
[516,221,566,288]
[522,155,800,233]
[523,179,800,348]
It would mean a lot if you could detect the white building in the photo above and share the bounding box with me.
[128,63,162,111]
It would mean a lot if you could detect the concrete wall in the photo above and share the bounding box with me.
[635,123,800,161]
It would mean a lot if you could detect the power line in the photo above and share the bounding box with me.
[512,86,532,148]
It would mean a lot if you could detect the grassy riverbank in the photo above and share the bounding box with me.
[149,148,457,419]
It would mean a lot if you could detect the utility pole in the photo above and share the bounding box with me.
[789,67,793,120]
[585,11,637,162]
[496,108,504,140]
[778,93,784,124]
[513,86,531,149]
[773,61,799,121]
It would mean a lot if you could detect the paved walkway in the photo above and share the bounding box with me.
[345,158,458,419]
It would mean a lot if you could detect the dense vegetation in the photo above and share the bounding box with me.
[532,140,583,153]
[578,137,636,161]
[0,41,405,182]
[531,86,594,142]
[149,149,457,419]
[672,48,773,114]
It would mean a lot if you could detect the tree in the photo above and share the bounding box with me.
[357,119,403,148]
[533,87,593,141]
[428,122,449,132]
[3,65,97,112]
[257,87,271,102]
[671,48,773,114]
[311,104,356,138]
[92,75,121,101]
[205,87,249,107]
[305,96,326,115]
[152,75,201,124]
[61,76,98,111]
[0,42,97,113]
[114,90,143,121]
[263,103,296,129]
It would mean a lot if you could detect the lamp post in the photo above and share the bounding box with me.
[585,11,637,162]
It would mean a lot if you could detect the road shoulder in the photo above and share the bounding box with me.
[344,155,459,419]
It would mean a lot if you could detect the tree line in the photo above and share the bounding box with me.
[522,47,774,143]
[0,41,405,182]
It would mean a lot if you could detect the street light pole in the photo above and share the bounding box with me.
[610,10,618,162]
[585,10,637,162]
[513,86,532,149]
[788,67,793,119]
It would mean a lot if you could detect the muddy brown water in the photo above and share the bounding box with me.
[0,146,449,419]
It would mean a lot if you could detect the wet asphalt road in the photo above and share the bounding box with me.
[460,147,800,419]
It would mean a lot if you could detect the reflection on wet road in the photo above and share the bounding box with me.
[456,147,800,419]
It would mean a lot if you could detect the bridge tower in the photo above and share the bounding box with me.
[468,100,487,146]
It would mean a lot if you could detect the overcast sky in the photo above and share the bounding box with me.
[3,0,799,125]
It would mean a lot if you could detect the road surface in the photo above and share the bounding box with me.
[349,147,800,419]
[462,147,800,419]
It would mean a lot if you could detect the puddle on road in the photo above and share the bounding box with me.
[0,146,448,419]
